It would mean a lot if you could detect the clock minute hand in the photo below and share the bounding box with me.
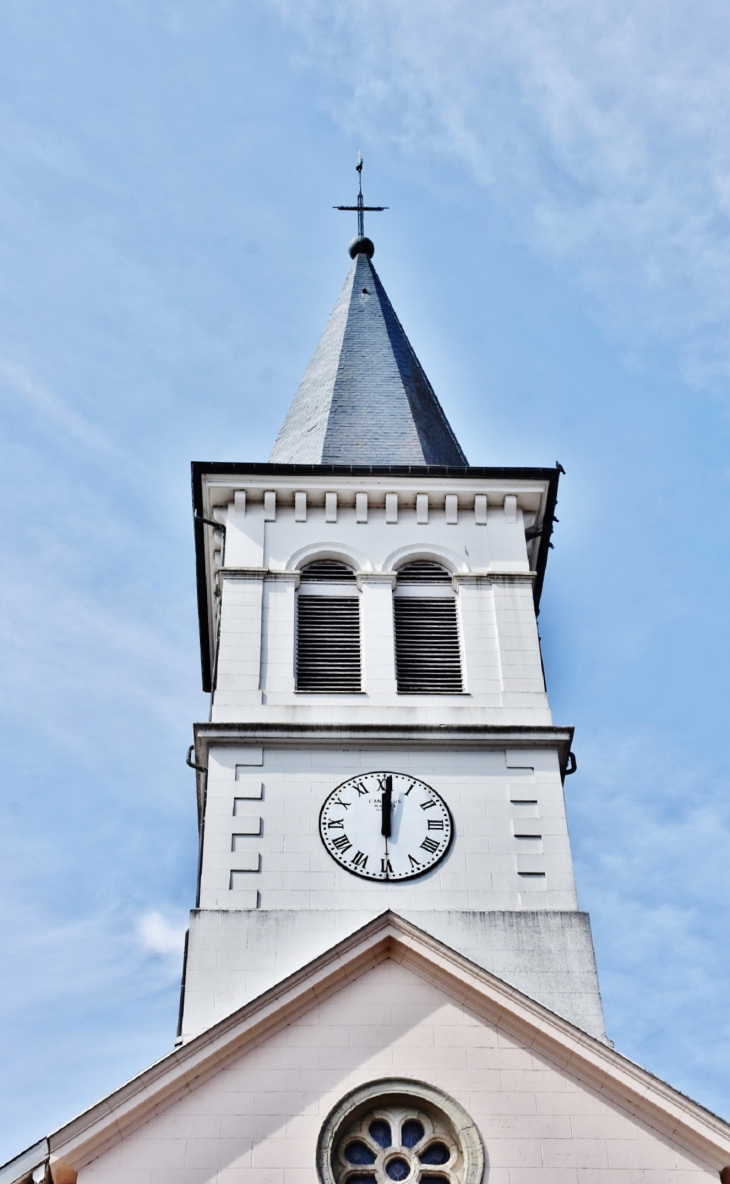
[381,775,393,838]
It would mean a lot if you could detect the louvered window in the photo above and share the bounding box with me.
[394,562,462,694]
[296,562,361,693]
[395,560,452,584]
[300,560,357,584]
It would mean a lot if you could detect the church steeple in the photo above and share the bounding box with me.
[269,165,467,466]
[269,251,467,466]
[7,167,730,1184]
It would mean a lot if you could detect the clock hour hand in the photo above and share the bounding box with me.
[381,775,392,838]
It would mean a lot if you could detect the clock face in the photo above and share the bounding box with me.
[319,771,452,881]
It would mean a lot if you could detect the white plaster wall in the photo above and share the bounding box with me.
[260,579,297,697]
[224,498,264,568]
[486,505,530,571]
[193,482,581,1063]
[491,580,545,698]
[456,580,502,698]
[181,910,606,1041]
[216,576,264,702]
[80,959,719,1184]
[211,498,550,722]
[264,501,494,574]
[360,578,398,696]
[198,745,576,913]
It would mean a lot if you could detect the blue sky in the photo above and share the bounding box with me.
[2,0,730,1161]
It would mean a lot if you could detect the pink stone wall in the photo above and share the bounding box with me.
[80,960,719,1184]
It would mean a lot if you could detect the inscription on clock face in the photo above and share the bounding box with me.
[318,771,452,881]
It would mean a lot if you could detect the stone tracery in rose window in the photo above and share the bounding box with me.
[334,1107,462,1184]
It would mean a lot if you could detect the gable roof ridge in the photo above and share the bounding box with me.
[7,912,730,1182]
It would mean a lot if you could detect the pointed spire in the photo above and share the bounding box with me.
[269,252,468,466]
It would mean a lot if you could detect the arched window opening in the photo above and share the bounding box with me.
[317,1081,483,1184]
[394,562,462,694]
[296,560,361,692]
[335,1107,459,1184]
[300,560,357,583]
[395,561,451,584]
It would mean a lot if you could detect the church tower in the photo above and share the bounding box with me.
[6,175,730,1184]
[182,213,606,1044]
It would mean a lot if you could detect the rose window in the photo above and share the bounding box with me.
[335,1107,461,1184]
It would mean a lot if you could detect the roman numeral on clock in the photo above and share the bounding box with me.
[320,774,450,882]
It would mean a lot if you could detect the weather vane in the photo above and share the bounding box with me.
[334,153,388,240]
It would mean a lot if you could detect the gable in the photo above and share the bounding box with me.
[75,957,722,1184]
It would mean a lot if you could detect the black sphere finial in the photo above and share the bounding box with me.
[349,235,375,259]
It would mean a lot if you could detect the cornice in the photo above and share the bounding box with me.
[217,568,302,587]
[356,571,397,589]
[193,461,560,482]
[453,571,535,587]
[217,566,267,579]
[188,723,575,783]
[216,567,536,587]
[192,721,573,748]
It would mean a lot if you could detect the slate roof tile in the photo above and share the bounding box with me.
[269,253,467,465]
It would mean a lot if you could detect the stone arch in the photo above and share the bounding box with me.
[286,542,373,573]
[381,544,468,575]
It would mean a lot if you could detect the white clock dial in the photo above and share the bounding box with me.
[319,771,452,881]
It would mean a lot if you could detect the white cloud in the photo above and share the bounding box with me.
[0,569,195,762]
[137,910,187,957]
[566,729,730,1112]
[274,0,730,386]
[0,356,111,451]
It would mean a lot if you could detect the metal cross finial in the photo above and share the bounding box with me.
[334,153,388,238]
